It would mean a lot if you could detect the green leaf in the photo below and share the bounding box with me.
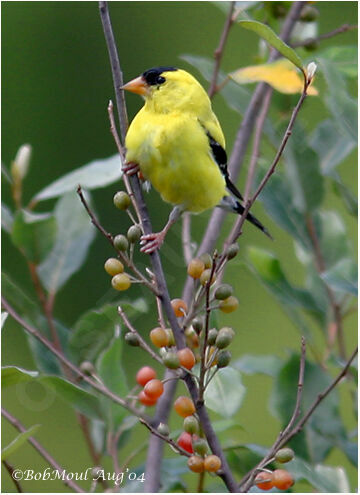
[318,45,357,78]
[320,258,357,296]
[39,376,102,420]
[2,366,39,388]
[234,354,283,377]
[2,425,41,461]
[239,20,304,71]
[287,458,350,493]
[212,418,244,434]
[248,247,326,314]
[26,317,70,376]
[283,126,325,213]
[1,203,14,233]
[69,299,147,363]
[2,272,40,321]
[332,175,357,217]
[11,210,56,263]
[312,210,352,269]
[97,336,129,428]
[310,119,356,174]
[204,367,245,418]
[270,353,347,463]
[254,168,312,250]
[33,154,122,202]
[37,191,95,294]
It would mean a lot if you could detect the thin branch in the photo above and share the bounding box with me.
[2,408,84,493]
[239,337,307,492]
[2,460,23,493]
[306,215,346,359]
[182,212,193,265]
[292,23,357,48]
[226,73,310,246]
[76,185,157,295]
[208,2,236,98]
[1,297,146,419]
[117,305,163,364]
[99,1,128,142]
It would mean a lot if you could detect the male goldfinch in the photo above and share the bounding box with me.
[122,66,270,253]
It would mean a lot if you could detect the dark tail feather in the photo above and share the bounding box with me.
[218,196,273,239]
[235,201,273,240]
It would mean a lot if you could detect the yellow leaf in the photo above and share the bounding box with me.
[230,59,318,95]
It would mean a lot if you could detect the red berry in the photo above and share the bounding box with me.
[272,469,294,490]
[177,431,194,454]
[143,379,164,399]
[136,366,156,386]
[138,390,157,406]
[255,471,274,491]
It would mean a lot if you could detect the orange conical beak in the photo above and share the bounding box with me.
[121,76,149,96]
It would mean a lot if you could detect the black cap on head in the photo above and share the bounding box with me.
[142,66,177,86]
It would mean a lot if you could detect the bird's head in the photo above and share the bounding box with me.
[122,67,211,115]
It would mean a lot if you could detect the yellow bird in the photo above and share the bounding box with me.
[122,66,270,253]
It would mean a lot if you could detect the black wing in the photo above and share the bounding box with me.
[206,131,244,202]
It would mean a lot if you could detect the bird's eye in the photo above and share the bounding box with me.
[157,76,166,85]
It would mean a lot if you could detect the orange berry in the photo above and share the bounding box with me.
[204,455,222,472]
[174,396,196,417]
[178,348,196,370]
[255,471,274,491]
[138,390,157,406]
[171,298,188,317]
[187,258,205,279]
[150,327,169,348]
[187,455,205,473]
[272,469,294,490]
[136,366,156,386]
[143,379,164,399]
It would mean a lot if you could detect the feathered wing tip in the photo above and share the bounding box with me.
[218,196,273,240]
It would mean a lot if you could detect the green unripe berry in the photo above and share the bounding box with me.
[157,422,170,436]
[163,351,180,369]
[207,328,218,346]
[214,284,233,300]
[200,269,216,287]
[199,253,213,269]
[219,296,239,313]
[192,317,203,334]
[270,1,287,18]
[104,257,124,276]
[226,243,239,260]
[114,234,129,251]
[215,327,235,349]
[127,225,142,243]
[113,191,131,210]
[275,447,295,463]
[183,416,199,435]
[217,350,231,368]
[165,328,175,346]
[79,361,95,376]
[300,5,319,22]
[124,332,140,346]
[111,273,131,291]
[193,438,209,457]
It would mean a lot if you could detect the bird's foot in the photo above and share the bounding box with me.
[140,231,166,254]
[123,161,140,176]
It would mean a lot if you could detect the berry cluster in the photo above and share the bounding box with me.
[255,448,295,491]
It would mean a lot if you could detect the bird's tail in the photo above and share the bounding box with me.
[218,196,273,240]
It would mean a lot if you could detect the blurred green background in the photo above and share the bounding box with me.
[2,1,357,492]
